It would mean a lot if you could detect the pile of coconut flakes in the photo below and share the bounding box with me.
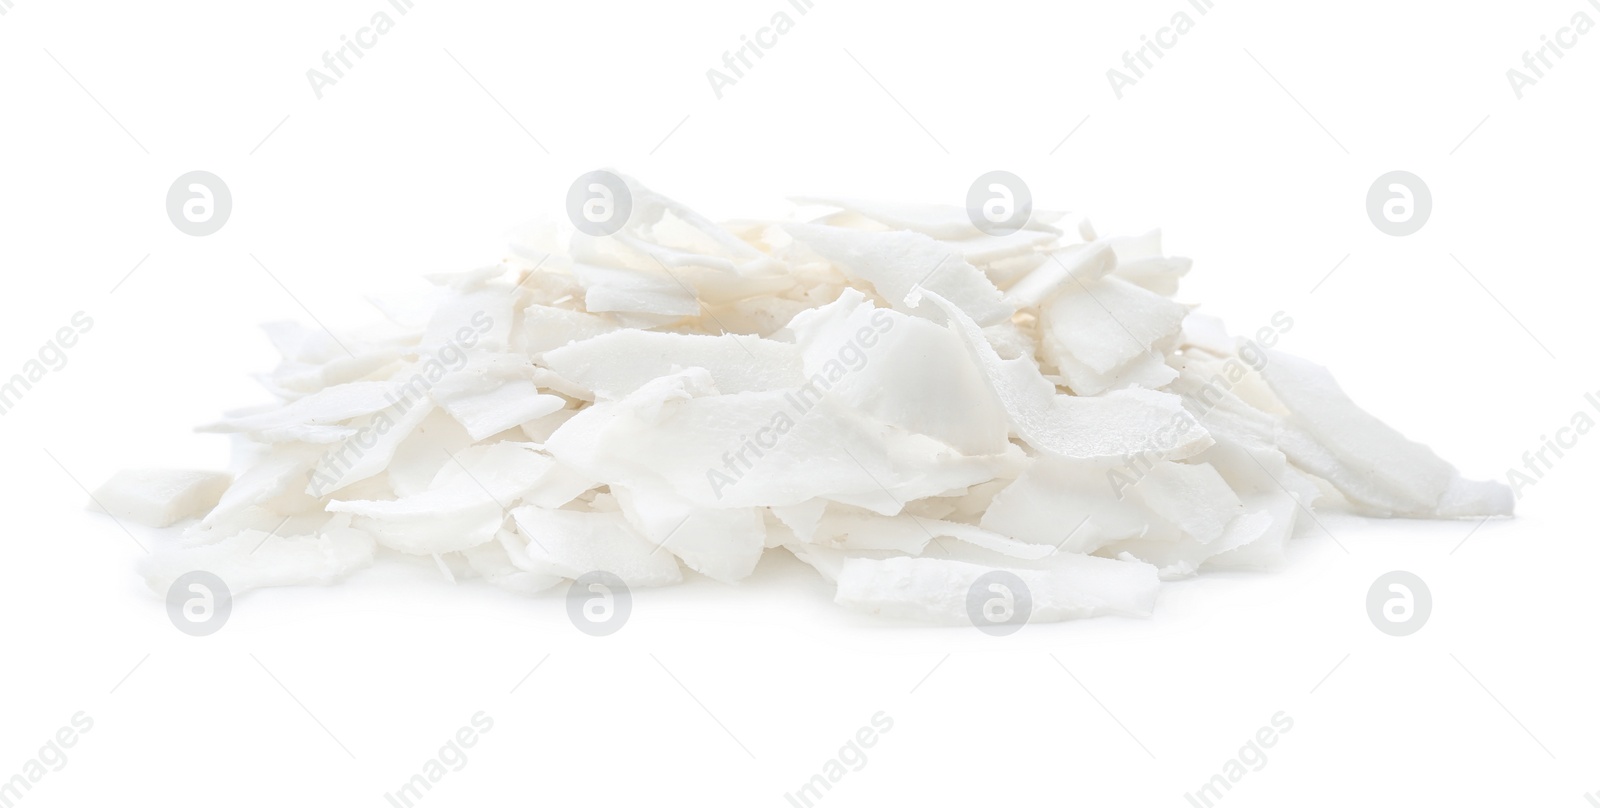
[92,177,1513,624]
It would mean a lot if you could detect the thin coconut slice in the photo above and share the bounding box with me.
[1002,241,1118,310]
[771,500,828,542]
[810,507,1053,560]
[1040,275,1188,375]
[91,470,232,528]
[1103,509,1273,580]
[542,330,803,400]
[139,516,375,595]
[514,304,620,356]
[199,380,404,435]
[186,445,322,543]
[782,290,1010,455]
[426,354,568,440]
[980,455,1149,554]
[327,442,551,554]
[791,196,1062,240]
[914,288,1211,462]
[1131,461,1244,545]
[462,533,564,594]
[942,229,1062,265]
[1260,350,1512,518]
[607,175,784,275]
[613,484,767,583]
[1047,343,1179,397]
[508,505,682,587]
[570,262,701,318]
[305,401,436,497]
[421,286,511,351]
[545,370,1024,511]
[1178,312,1237,357]
[786,224,1014,327]
[1105,230,1191,296]
[834,555,1160,623]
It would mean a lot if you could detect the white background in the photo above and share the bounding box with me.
[2,0,1597,805]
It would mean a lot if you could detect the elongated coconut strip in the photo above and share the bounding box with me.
[139,517,375,595]
[570,262,701,318]
[1260,350,1511,518]
[91,470,231,528]
[834,555,1159,623]
[199,380,404,435]
[791,196,1062,239]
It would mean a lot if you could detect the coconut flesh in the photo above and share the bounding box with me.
[94,176,1512,623]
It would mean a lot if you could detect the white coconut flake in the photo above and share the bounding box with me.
[91,470,232,528]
